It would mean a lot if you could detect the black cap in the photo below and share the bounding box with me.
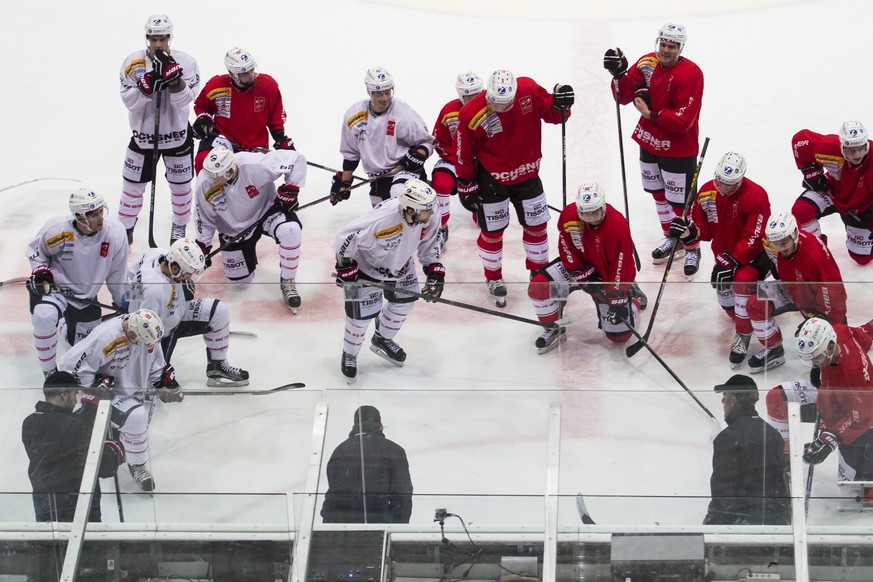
[353,405,381,426]
[43,371,80,392]
[714,374,759,393]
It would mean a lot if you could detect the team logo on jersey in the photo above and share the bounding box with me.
[347,111,368,129]
[386,120,396,136]
[483,113,504,138]
[814,154,845,179]
[375,224,403,240]
[204,185,226,206]
[255,97,265,112]
[101,242,109,257]
[520,95,533,115]
[698,188,718,223]
[209,87,232,118]
[46,231,74,248]
[102,336,129,358]
[125,58,147,81]
[246,185,259,199]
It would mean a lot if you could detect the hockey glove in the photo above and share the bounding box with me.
[196,240,212,269]
[335,258,359,286]
[329,172,353,206]
[271,129,295,151]
[809,365,822,388]
[457,179,482,212]
[603,48,628,78]
[422,263,446,302]
[570,264,599,284]
[800,163,828,192]
[98,440,126,478]
[606,294,631,326]
[154,365,184,403]
[710,252,738,289]
[136,71,163,96]
[668,217,698,244]
[277,183,300,212]
[152,49,182,84]
[552,84,575,110]
[633,85,651,107]
[81,375,114,406]
[192,114,217,140]
[26,266,55,296]
[803,429,840,464]
[401,147,428,173]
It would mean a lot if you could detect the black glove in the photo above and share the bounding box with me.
[271,129,295,150]
[668,217,697,243]
[335,258,359,286]
[457,179,481,212]
[98,440,126,478]
[570,264,599,284]
[276,183,300,212]
[800,163,828,192]
[552,84,574,110]
[803,429,840,464]
[422,263,446,301]
[196,240,212,269]
[710,252,738,289]
[152,49,182,84]
[401,148,427,173]
[603,48,628,78]
[809,366,821,388]
[27,266,54,296]
[136,70,163,96]
[329,172,353,206]
[633,85,651,107]
[606,294,630,325]
[192,114,217,140]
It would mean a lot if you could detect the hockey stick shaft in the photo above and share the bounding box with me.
[147,92,162,249]
[805,415,821,515]
[301,168,401,211]
[626,137,710,358]
[561,110,568,208]
[613,79,642,271]
[0,178,81,193]
[305,161,367,182]
[0,276,27,289]
[205,205,278,261]
[113,473,124,522]
[140,382,304,397]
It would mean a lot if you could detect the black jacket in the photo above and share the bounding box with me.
[706,408,791,525]
[321,428,413,523]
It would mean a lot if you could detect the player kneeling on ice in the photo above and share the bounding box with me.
[125,238,248,387]
[57,309,179,493]
[528,182,645,353]
[333,179,445,380]
[194,146,306,312]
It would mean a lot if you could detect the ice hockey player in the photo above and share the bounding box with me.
[58,309,179,492]
[604,23,704,275]
[126,238,249,387]
[668,152,772,367]
[192,47,294,174]
[790,120,873,265]
[118,14,200,245]
[330,66,434,208]
[528,182,643,353]
[332,179,445,381]
[194,146,306,312]
[26,189,128,378]
[430,71,485,250]
[455,69,573,306]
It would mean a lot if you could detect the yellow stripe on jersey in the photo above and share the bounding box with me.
[468,107,490,131]
[204,185,225,205]
[347,111,368,129]
[440,111,459,126]
[124,58,147,80]
[102,336,129,358]
[762,237,778,255]
[207,87,232,101]
[166,287,176,311]
[46,231,74,248]
[562,220,586,233]
[375,224,403,240]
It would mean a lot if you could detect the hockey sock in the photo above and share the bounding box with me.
[478,231,504,280]
[522,225,549,272]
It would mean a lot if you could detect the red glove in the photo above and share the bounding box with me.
[570,265,598,284]
[335,258,359,286]
[137,71,162,96]
[196,240,213,269]
[27,266,55,296]
[800,163,828,192]
[277,184,300,211]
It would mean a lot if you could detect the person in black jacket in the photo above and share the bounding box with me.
[321,406,413,523]
[705,374,790,525]
[21,371,125,522]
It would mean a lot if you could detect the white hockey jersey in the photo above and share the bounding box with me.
[339,98,434,176]
[126,248,185,332]
[119,48,200,151]
[26,215,129,307]
[332,198,440,280]
[58,316,165,397]
[194,150,307,242]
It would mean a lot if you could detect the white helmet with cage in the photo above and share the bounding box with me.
[839,120,870,161]
[126,309,165,346]
[657,22,686,51]
[765,210,799,244]
[795,317,837,363]
[576,182,606,214]
[225,47,257,86]
[486,70,517,106]
[144,14,173,38]
[364,67,394,94]
[399,179,437,214]
[455,71,484,100]
[714,151,747,186]
[202,147,237,181]
[165,238,206,279]
[69,188,106,217]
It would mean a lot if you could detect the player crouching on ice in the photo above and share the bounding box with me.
[527,182,645,353]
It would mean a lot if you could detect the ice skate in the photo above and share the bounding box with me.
[748,344,785,374]
[206,359,250,387]
[370,332,406,367]
[651,237,684,265]
[729,333,751,368]
[535,326,566,354]
[280,278,301,313]
[683,247,701,277]
[170,223,186,246]
[487,279,507,308]
[129,462,155,492]
[341,351,357,384]
[631,282,648,310]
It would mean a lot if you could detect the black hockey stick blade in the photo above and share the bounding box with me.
[183,382,305,396]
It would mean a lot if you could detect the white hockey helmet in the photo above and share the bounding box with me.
[657,22,687,51]
[126,308,164,346]
[225,47,257,83]
[202,147,237,181]
[576,182,606,214]
[144,14,173,38]
[765,210,799,244]
[69,188,106,217]
[795,317,837,363]
[365,67,394,94]
[455,71,484,100]
[486,70,517,106]
[714,151,747,186]
[165,238,206,279]
[839,121,868,148]
[399,179,437,214]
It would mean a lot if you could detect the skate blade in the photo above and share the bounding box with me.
[206,377,251,388]
[494,297,507,308]
[730,361,744,370]
[369,345,405,367]
[344,376,357,385]
[537,334,567,355]
[748,357,786,374]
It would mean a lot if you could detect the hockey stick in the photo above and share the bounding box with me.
[204,205,278,262]
[305,161,367,183]
[613,78,641,271]
[0,276,27,289]
[298,168,402,211]
[0,177,81,193]
[805,414,821,515]
[140,382,304,398]
[147,92,163,249]
[353,278,576,329]
[620,315,718,421]
[561,109,568,208]
[113,473,125,522]
[626,136,710,358]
